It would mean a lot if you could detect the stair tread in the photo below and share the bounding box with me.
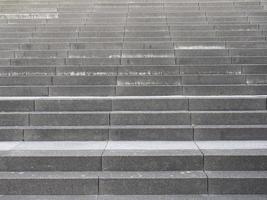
[1,195,267,200]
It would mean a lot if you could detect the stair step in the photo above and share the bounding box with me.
[1,195,267,200]
[0,141,201,171]
[2,124,267,141]
[0,170,266,195]
[1,141,266,171]
[0,171,207,195]
[207,171,267,194]
[0,196,96,200]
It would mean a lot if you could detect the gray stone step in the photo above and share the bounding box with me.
[103,142,202,171]
[0,142,105,171]
[0,96,264,112]
[36,98,188,111]
[0,126,194,141]
[1,195,267,200]
[0,167,265,195]
[195,125,267,140]
[1,48,267,59]
[110,111,190,125]
[2,125,267,141]
[191,111,267,125]
[2,64,264,76]
[183,85,267,95]
[207,171,267,194]
[197,141,267,170]
[0,141,202,171]
[0,127,110,141]
[2,141,266,171]
[0,171,207,195]
[0,196,96,200]
[0,171,99,195]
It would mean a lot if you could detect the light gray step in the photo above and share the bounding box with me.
[0,77,53,86]
[0,67,56,77]
[119,85,267,96]
[0,127,111,141]
[196,141,267,170]
[0,141,202,171]
[103,141,202,171]
[8,58,123,66]
[0,142,105,171]
[1,141,267,171]
[30,112,109,126]
[3,125,267,141]
[178,56,231,65]
[2,56,267,66]
[175,49,229,57]
[191,111,267,125]
[0,171,207,195]
[187,97,267,111]
[108,126,193,141]
[0,112,110,126]
[244,74,267,83]
[0,86,50,96]
[181,75,246,85]
[5,108,208,126]
[49,86,116,96]
[0,86,117,96]
[53,76,117,86]
[0,126,194,141]
[177,56,267,65]
[0,48,267,58]
[61,65,181,76]
[116,86,183,96]
[0,33,264,40]
[117,76,181,86]
[195,125,267,140]
[0,196,96,200]
[0,171,99,195]
[230,48,267,56]
[171,31,263,37]
[1,195,267,200]
[9,111,260,126]
[207,171,267,194]
[110,111,190,125]
[172,36,266,42]
[0,96,265,112]
[83,36,267,43]
[183,85,267,95]
[226,41,267,48]
[180,64,242,74]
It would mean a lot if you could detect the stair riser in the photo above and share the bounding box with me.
[204,156,267,171]
[209,179,267,194]
[0,179,98,195]
[1,155,266,171]
[0,155,202,171]
[2,112,267,126]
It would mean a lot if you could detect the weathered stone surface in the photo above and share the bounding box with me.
[24,128,109,141]
[194,126,267,140]
[109,126,193,141]
[0,0,266,196]
[0,172,98,195]
[30,112,109,126]
[207,171,267,194]
[99,171,207,195]
[110,111,190,125]
[189,97,266,111]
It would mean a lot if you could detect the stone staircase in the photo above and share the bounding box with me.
[0,0,267,199]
